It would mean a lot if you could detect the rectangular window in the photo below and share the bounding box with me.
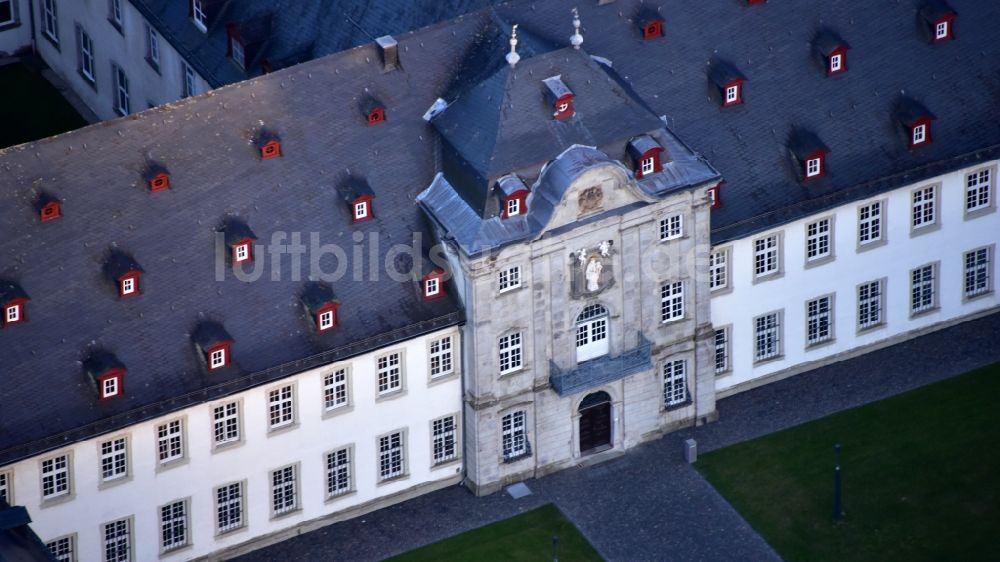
[498,332,523,373]
[0,0,16,26]
[182,63,196,98]
[213,402,240,445]
[753,234,780,278]
[858,201,883,245]
[76,25,95,83]
[46,536,74,562]
[935,21,948,39]
[156,419,183,464]
[911,185,937,229]
[209,348,226,368]
[99,437,128,482]
[326,447,352,498]
[216,482,244,534]
[806,158,821,177]
[912,124,926,145]
[432,415,458,464]
[498,265,521,292]
[660,281,684,322]
[659,214,683,241]
[425,277,440,296]
[102,518,130,562]
[145,23,160,70]
[663,360,688,407]
[5,305,18,323]
[429,335,454,379]
[108,0,122,28]
[857,280,884,330]
[805,218,832,261]
[830,53,842,72]
[714,327,729,375]
[112,63,130,116]
[501,411,527,460]
[160,500,188,552]
[231,37,245,69]
[323,368,349,410]
[754,311,781,362]
[192,0,206,32]
[270,465,298,516]
[910,263,937,314]
[319,309,334,330]
[806,295,834,345]
[964,247,992,298]
[376,352,402,394]
[354,201,368,220]
[268,385,295,428]
[709,249,728,291]
[641,157,655,175]
[378,431,405,481]
[42,0,58,43]
[0,470,10,504]
[725,85,738,103]
[506,198,521,216]
[41,454,70,499]
[965,168,993,213]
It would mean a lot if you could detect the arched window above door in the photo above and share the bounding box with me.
[576,304,609,363]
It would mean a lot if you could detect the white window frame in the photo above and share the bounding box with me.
[318,309,335,331]
[725,84,739,104]
[215,481,244,534]
[112,63,130,116]
[910,262,938,315]
[212,401,240,446]
[659,214,683,241]
[191,0,206,32]
[506,198,521,216]
[267,384,295,429]
[429,335,454,379]
[805,217,832,263]
[806,157,821,177]
[234,242,249,262]
[498,265,522,292]
[660,281,684,323]
[159,499,188,552]
[753,311,782,362]
[76,25,95,83]
[6,304,20,323]
[713,326,730,375]
[431,414,458,465]
[856,279,885,331]
[377,430,406,481]
[911,185,937,230]
[102,518,131,562]
[964,167,993,215]
[709,248,729,291]
[829,53,842,72]
[156,419,184,465]
[912,123,926,145]
[806,294,835,346]
[0,0,17,26]
[857,200,884,246]
[326,446,353,498]
[753,233,781,279]
[121,277,135,295]
[102,376,118,398]
[425,277,440,297]
[0,469,12,504]
[641,156,655,175]
[99,436,128,482]
[40,453,71,499]
[46,535,75,562]
[376,351,403,394]
[108,0,122,28]
[964,246,993,299]
[498,332,523,374]
[145,23,160,69]
[663,359,688,407]
[501,411,527,460]
[209,347,226,369]
[42,0,57,43]
[354,201,368,220]
[935,21,948,40]
[575,304,609,363]
[323,368,349,410]
[182,63,196,98]
[269,464,298,517]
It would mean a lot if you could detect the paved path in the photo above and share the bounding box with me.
[236,312,1000,562]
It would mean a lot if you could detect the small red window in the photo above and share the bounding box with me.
[708,184,722,209]
[910,120,932,148]
[149,172,170,192]
[40,201,61,222]
[3,301,26,326]
[422,269,445,300]
[233,241,253,263]
[933,17,954,43]
[827,49,847,76]
[643,20,663,40]
[119,273,141,298]
[261,139,281,160]
[207,343,230,370]
[553,95,574,121]
[98,369,125,400]
[367,107,385,126]
[723,81,742,106]
[353,196,374,223]
[502,191,529,219]
[804,154,825,180]
[316,304,338,333]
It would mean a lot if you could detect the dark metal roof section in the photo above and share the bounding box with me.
[626,135,663,162]
[812,28,849,57]
[219,218,256,246]
[103,250,143,282]
[895,95,935,127]
[82,349,125,379]
[33,192,60,214]
[200,0,233,30]
[142,161,169,183]
[192,321,233,352]
[788,129,829,160]
[300,282,337,314]
[0,280,28,303]
[707,58,746,87]
[920,0,956,23]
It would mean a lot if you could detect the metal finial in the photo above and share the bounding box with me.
[570,8,583,50]
[506,24,521,67]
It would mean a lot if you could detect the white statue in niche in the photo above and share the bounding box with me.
[585,256,603,292]
[599,240,612,257]
[576,248,587,266]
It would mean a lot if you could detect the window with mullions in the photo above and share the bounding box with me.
[709,250,728,290]
[156,419,183,464]
[911,185,937,230]
[376,352,402,394]
[805,218,832,262]
[213,402,240,445]
[659,214,683,241]
[910,263,937,314]
[215,482,244,533]
[160,500,188,552]
[964,247,992,298]
[270,465,298,516]
[378,431,405,481]
[268,385,295,428]
[660,282,684,322]
[99,437,128,482]
[806,295,834,345]
[857,280,884,330]
[753,234,780,278]
[102,518,130,562]
[326,447,352,498]
[323,369,349,409]
[429,336,454,378]
[754,311,781,362]
[46,536,74,562]
[41,455,70,499]
[501,411,528,460]
[498,332,523,374]
[432,415,458,464]
[965,169,993,213]
[662,360,688,407]
[713,327,729,375]
[858,201,883,245]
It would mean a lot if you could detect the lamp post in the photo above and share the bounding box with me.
[834,443,844,520]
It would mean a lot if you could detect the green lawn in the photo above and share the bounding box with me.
[697,363,1000,562]
[386,504,603,562]
[0,61,87,149]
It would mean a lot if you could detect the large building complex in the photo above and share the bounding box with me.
[0,0,996,560]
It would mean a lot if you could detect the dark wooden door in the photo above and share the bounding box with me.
[579,401,611,454]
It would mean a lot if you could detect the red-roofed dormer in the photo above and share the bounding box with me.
[0,280,29,327]
[422,268,446,301]
[36,193,61,222]
[149,171,170,192]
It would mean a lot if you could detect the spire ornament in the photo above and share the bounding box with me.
[506,24,521,67]
[570,8,583,50]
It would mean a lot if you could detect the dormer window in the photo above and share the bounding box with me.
[362,96,386,126]
[708,183,722,209]
[639,15,663,40]
[0,280,29,327]
[149,171,170,191]
[193,321,234,372]
[920,0,956,43]
[354,200,370,221]
[35,193,61,222]
[209,346,227,369]
[935,21,949,40]
[813,29,850,77]
[367,107,385,125]
[789,129,830,182]
[340,176,376,223]
[543,76,574,120]
[300,282,339,334]
[120,275,138,296]
[220,218,257,266]
[190,0,207,32]
[725,85,739,104]
[806,158,822,178]
[830,53,843,73]
[496,175,529,220]
[84,350,126,400]
[421,268,446,300]
[896,96,935,150]
[104,251,143,299]
[260,139,281,160]
[506,198,521,217]
[627,135,666,179]
[234,242,251,263]
[102,376,120,398]
[913,124,927,146]
[709,60,746,108]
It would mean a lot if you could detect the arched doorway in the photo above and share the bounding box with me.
[576,304,609,363]
[578,391,612,455]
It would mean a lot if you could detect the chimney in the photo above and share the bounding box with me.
[376,35,399,72]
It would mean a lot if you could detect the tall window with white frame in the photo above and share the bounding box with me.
[659,214,683,241]
[498,265,521,292]
[191,0,207,32]
[157,419,183,464]
[858,201,883,245]
[725,85,739,104]
[965,168,993,214]
[910,263,937,314]
[103,518,130,562]
[754,312,781,362]
[911,185,936,229]
[935,21,948,40]
[326,447,352,498]
[754,234,780,278]
[376,352,402,394]
[323,368,349,410]
[145,23,160,71]
[216,482,244,534]
[857,280,884,330]
[660,281,684,322]
[713,327,729,375]
[432,415,458,464]
[46,536,73,562]
[964,247,992,298]
[501,411,528,461]
[182,63,196,98]
[641,156,655,175]
[662,360,688,407]
[76,25,95,83]
[99,437,128,482]
[108,0,122,29]
[429,336,454,379]
[112,63,130,116]
[806,157,821,178]
[160,500,188,552]
[42,0,58,43]
[498,332,523,374]
[41,455,70,499]
[709,249,728,291]
[805,218,832,262]
[378,431,405,481]
[806,295,834,345]
[270,465,297,516]
[213,402,240,446]
[268,385,295,429]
